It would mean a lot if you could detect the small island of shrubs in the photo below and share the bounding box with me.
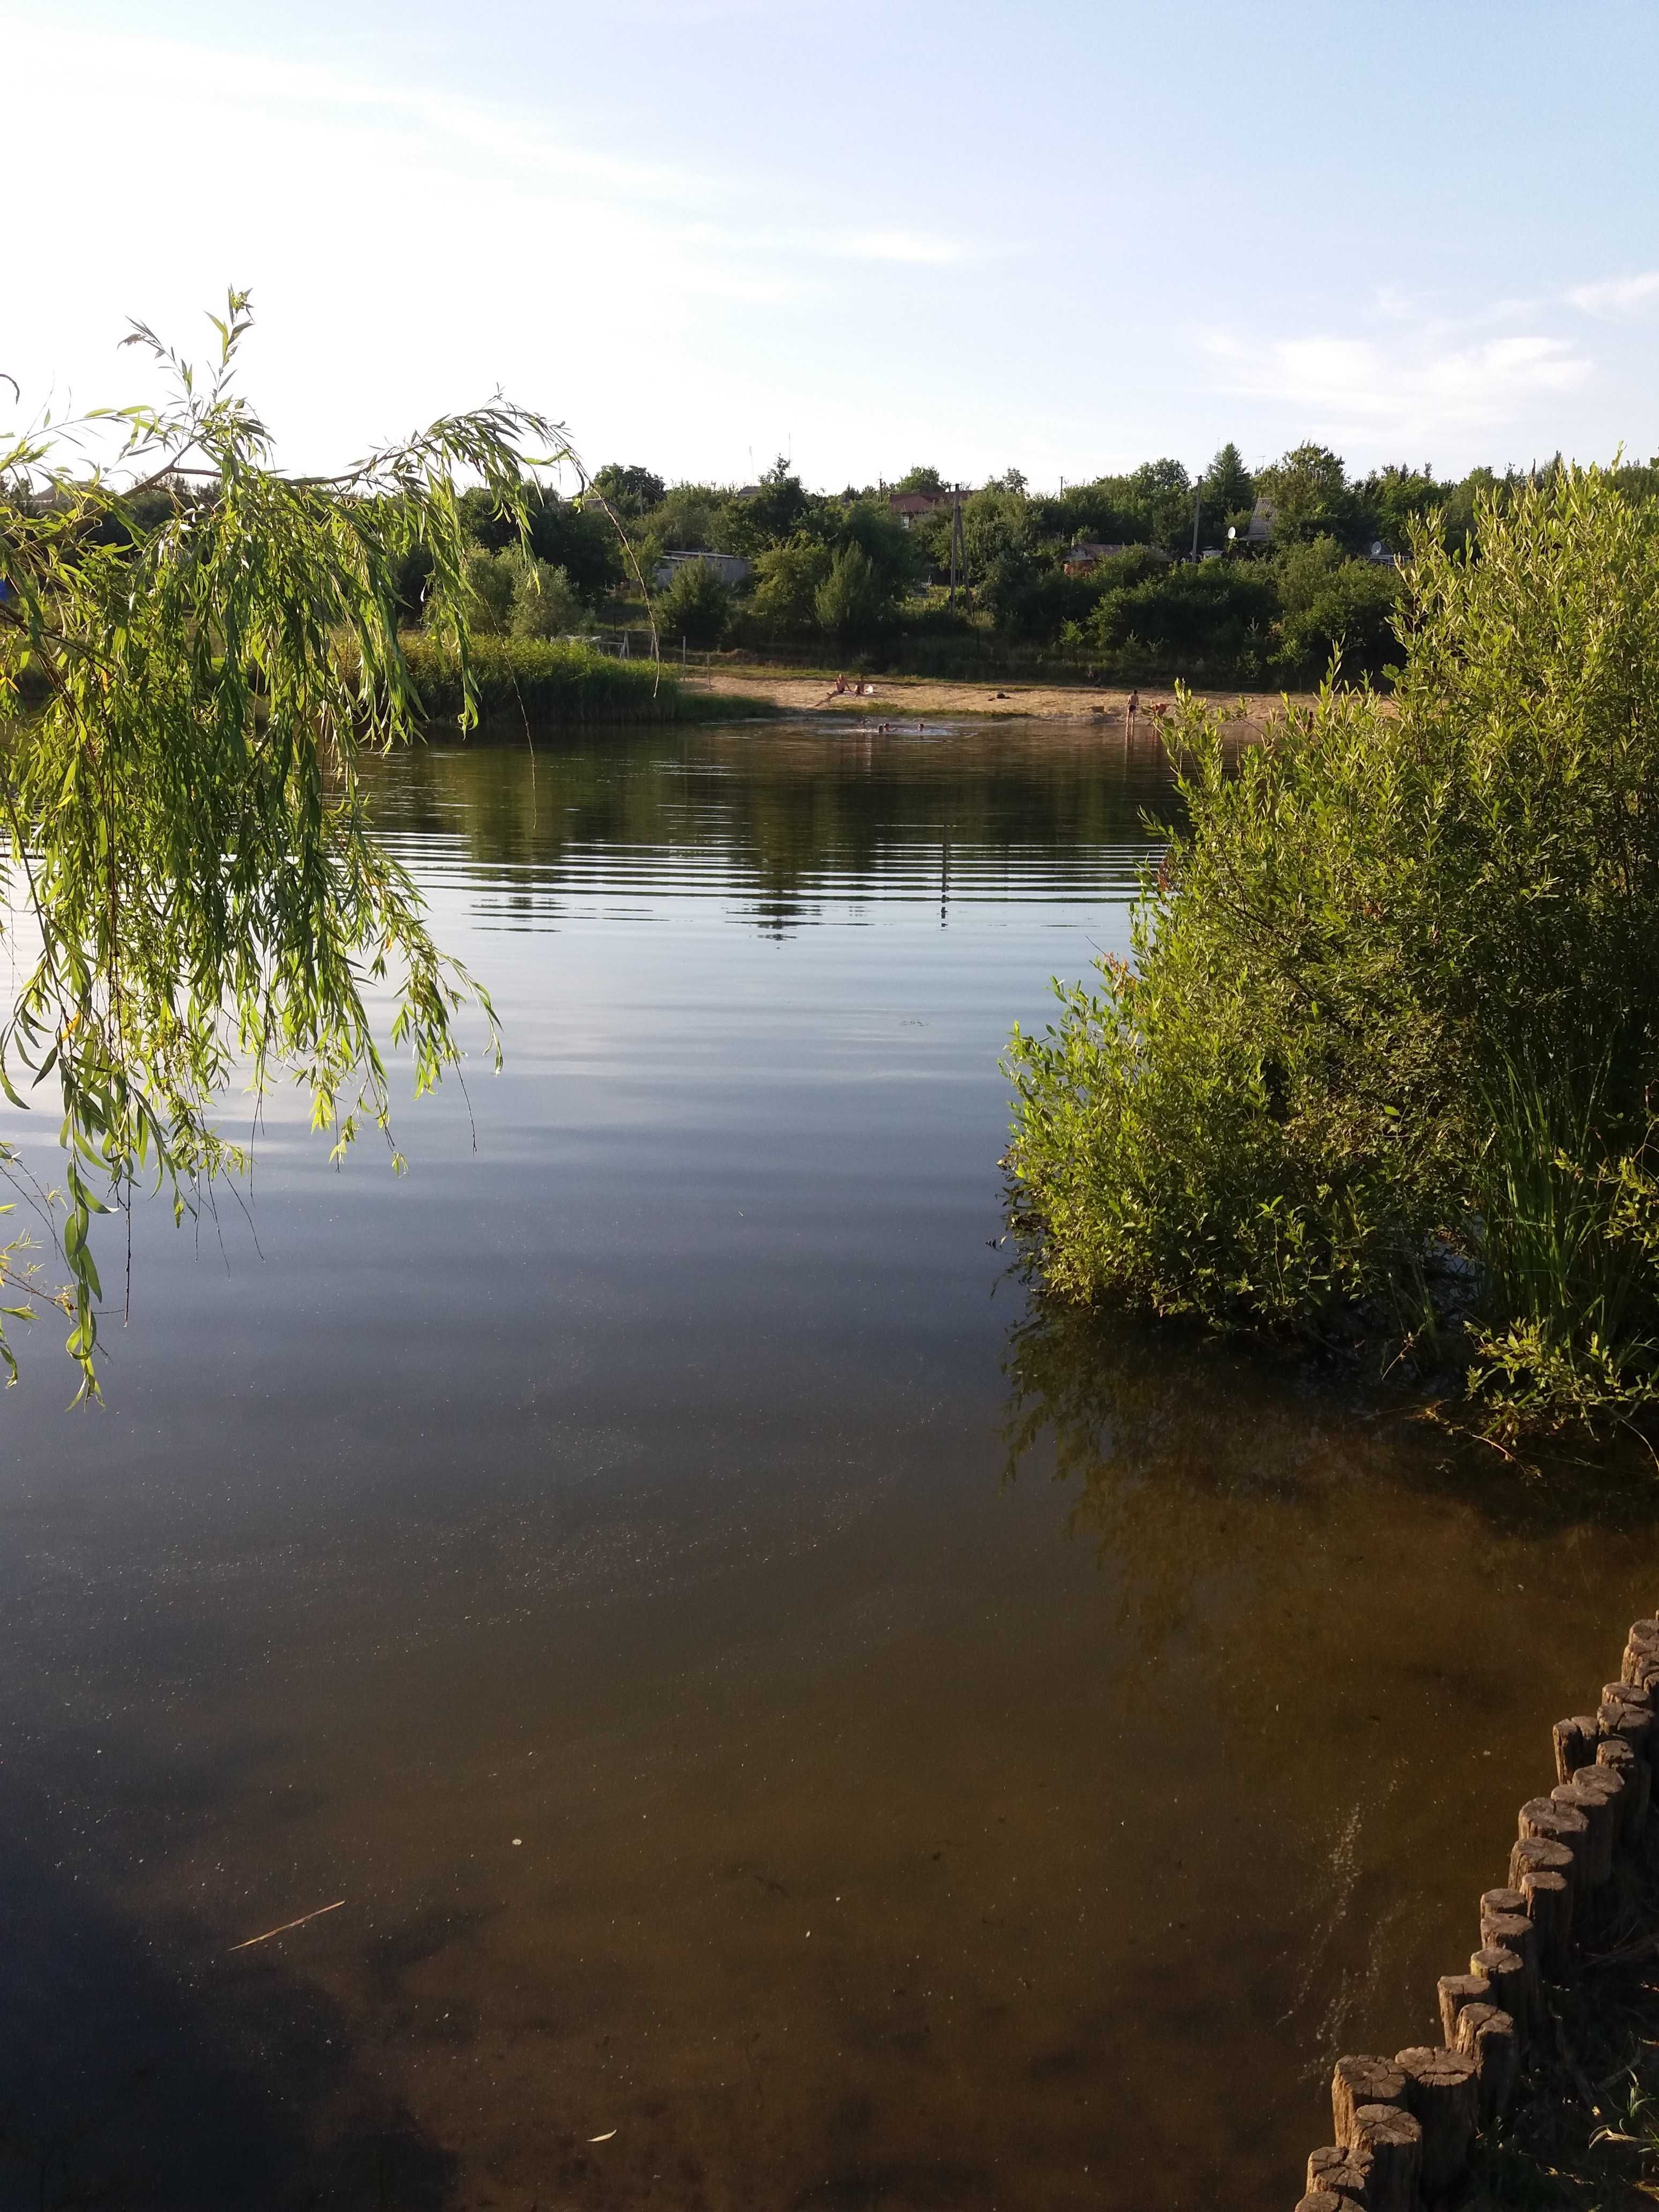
[1005,467,1659,1449]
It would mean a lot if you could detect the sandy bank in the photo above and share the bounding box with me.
[685,667,1308,731]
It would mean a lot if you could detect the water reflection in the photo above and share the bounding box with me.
[367,718,1195,937]
[0,719,1654,2212]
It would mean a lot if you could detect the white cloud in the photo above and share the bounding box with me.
[1201,324,1590,443]
[1567,272,1659,319]
[814,229,977,266]
[0,6,991,476]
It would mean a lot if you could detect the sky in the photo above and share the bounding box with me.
[5,0,1658,491]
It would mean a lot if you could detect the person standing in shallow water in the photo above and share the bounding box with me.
[1126,688,1139,731]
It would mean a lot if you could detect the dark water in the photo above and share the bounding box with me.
[1,719,1655,2212]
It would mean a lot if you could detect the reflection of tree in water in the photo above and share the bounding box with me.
[362,721,1201,935]
[1000,1293,1659,2064]
[1000,1292,1659,1662]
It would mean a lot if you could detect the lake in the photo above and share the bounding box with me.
[1,717,1654,2211]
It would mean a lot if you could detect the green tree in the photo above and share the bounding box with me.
[1269,536,1400,678]
[1358,465,1444,554]
[509,558,587,638]
[832,498,920,598]
[894,465,945,494]
[1204,442,1255,528]
[0,294,563,1389]
[739,457,812,546]
[591,462,666,518]
[1255,443,1361,547]
[814,544,886,642]
[658,556,732,646]
[750,537,833,630]
[961,486,1032,584]
[461,545,519,633]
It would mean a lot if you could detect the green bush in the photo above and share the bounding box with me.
[1271,536,1401,679]
[401,634,751,723]
[455,548,588,640]
[460,545,519,634]
[750,538,832,630]
[509,558,587,639]
[657,556,733,647]
[814,544,886,642]
[1005,467,1659,1444]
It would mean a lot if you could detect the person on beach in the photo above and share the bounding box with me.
[1126,688,1139,725]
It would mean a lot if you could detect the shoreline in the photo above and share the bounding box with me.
[685,666,1311,729]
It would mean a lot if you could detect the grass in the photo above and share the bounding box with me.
[401,634,771,726]
[1465,1855,1659,2207]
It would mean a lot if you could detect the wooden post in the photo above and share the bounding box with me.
[1479,1907,1539,1995]
[1470,1944,1529,2043]
[1350,2104,1421,2212]
[1306,2145,1372,2199]
[1395,2044,1477,2200]
[1510,1832,1573,1889]
[1553,1716,1598,1783]
[1595,1735,1643,1841]
[1620,1618,1659,1687]
[1603,1678,1652,1715]
[1294,2194,1345,2212]
[1558,1769,1620,1886]
[1454,2004,1518,2121]
[1519,1867,1573,1977]
[1601,1694,1653,1755]
[1520,1793,1589,1873]
[1600,1709,1654,1834]
[1437,1971,1491,2046]
[1331,2054,1404,2146]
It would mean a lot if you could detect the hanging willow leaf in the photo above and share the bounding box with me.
[0,290,576,1393]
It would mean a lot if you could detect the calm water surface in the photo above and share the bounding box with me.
[1,718,1656,2211]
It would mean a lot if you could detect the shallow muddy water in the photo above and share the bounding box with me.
[1,718,1656,2211]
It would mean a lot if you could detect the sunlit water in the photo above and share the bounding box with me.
[1,719,1655,2212]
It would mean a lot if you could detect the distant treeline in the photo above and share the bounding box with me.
[573,446,1659,685]
[50,443,1659,689]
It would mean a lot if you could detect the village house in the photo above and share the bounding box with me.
[1062,541,1171,576]
[651,550,752,590]
[887,488,955,529]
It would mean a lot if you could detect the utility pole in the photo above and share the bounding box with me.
[948,485,964,612]
[1190,474,1204,563]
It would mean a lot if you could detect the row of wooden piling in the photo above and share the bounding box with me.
[1294,1615,1659,2209]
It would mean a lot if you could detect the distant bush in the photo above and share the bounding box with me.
[1271,536,1401,679]
[460,546,519,634]
[814,544,887,643]
[657,557,733,647]
[1083,558,1279,676]
[402,635,753,723]
[509,559,587,639]
[1005,468,1659,1446]
[453,548,590,640]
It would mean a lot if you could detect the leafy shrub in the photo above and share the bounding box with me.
[401,634,753,723]
[1085,558,1279,670]
[461,546,518,634]
[509,558,587,639]
[750,538,832,630]
[1005,467,1659,1443]
[814,544,887,642]
[455,548,589,640]
[657,556,733,646]
[1271,535,1401,679]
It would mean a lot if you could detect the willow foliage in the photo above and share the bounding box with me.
[0,295,574,1391]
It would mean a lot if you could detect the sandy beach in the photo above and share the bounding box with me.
[689,666,1304,729]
